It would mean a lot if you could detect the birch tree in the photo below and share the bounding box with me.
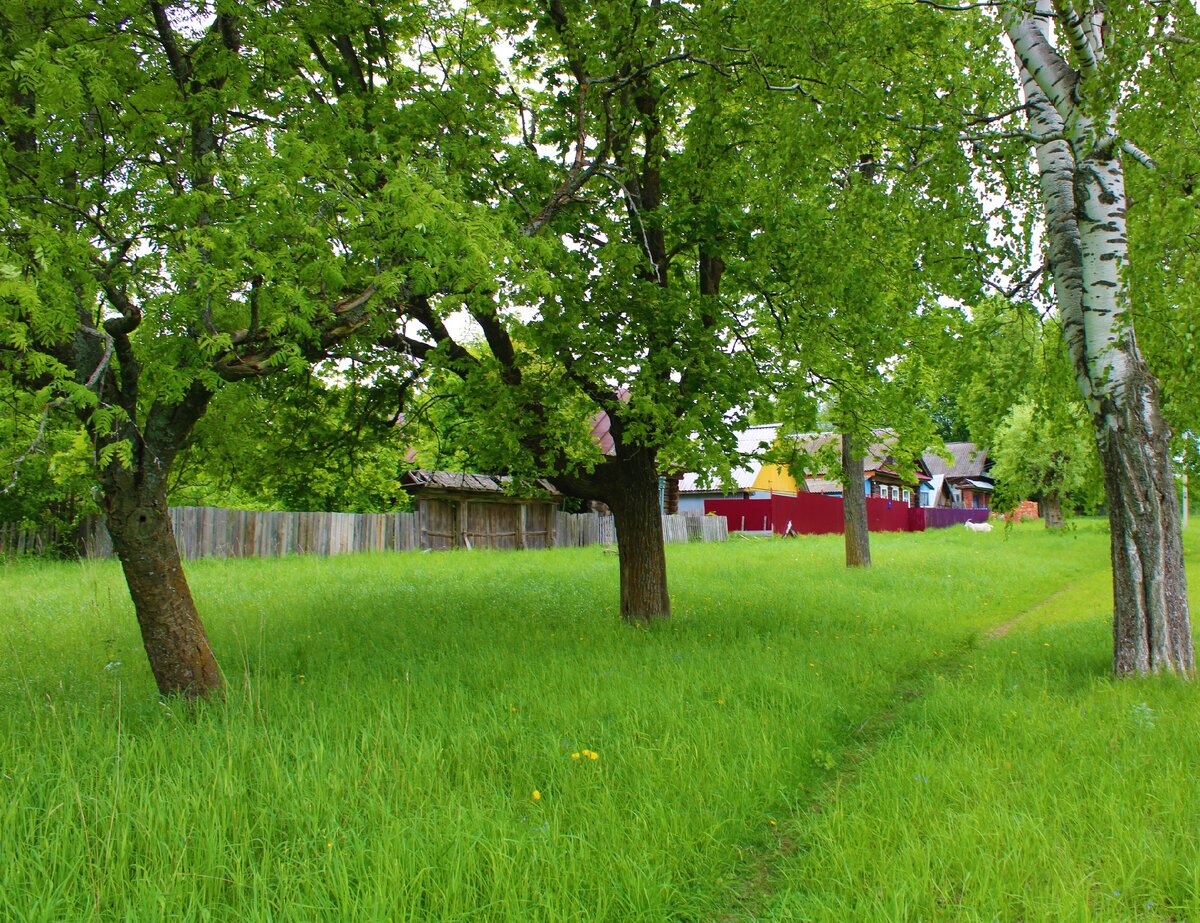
[1002,1,1193,674]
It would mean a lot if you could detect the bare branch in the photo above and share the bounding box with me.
[148,2,191,91]
[1122,139,1158,170]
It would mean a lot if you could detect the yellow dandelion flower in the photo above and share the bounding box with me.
[532,790,541,801]
[572,752,580,760]
[588,751,599,760]
[581,749,593,758]
[717,698,725,706]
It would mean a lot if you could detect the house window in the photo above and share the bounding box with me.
[890,486,900,501]
[902,489,910,504]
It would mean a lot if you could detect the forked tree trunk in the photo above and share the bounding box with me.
[841,433,871,568]
[103,481,222,698]
[1041,492,1064,530]
[604,455,671,624]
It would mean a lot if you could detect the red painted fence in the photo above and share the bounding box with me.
[704,494,990,536]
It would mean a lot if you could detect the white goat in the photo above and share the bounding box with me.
[964,520,993,533]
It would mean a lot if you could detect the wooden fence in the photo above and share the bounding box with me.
[1,507,727,561]
[0,521,64,557]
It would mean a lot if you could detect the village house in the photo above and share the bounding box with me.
[675,427,930,510]
[920,443,995,509]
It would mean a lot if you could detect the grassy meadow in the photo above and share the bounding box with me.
[1,521,1198,921]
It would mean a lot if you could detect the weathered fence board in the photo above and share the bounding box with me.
[2,506,724,560]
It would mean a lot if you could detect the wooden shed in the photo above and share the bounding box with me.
[399,470,560,551]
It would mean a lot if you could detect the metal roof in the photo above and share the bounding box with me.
[922,442,989,479]
[787,431,910,474]
[677,424,782,493]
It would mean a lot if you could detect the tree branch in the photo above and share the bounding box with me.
[1122,139,1158,170]
[1051,0,1099,77]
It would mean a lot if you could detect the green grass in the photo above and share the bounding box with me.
[0,521,1195,921]
[751,529,1200,923]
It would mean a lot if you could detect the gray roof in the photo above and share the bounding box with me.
[787,431,905,475]
[922,442,989,479]
[400,469,560,496]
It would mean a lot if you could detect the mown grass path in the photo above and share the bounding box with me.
[1,521,1195,921]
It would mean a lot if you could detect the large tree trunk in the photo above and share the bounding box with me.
[604,454,671,624]
[90,381,223,699]
[1007,5,1194,676]
[841,433,871,568]
[1100,366,1193,675]
[103,478,222,698]
[1041,491,1064,530]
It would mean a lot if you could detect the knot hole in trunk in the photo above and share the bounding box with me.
[126,507,158,540]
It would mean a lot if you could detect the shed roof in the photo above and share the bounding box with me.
[922,442,989,479]
[400,469,560,497]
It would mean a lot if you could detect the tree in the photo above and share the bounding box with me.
[0,374,98,550]
[1120,4,1200,474]
[989,400,1102,527]
[840,431,871,568]
[0,1,472,696]
[737,11,988,570]
[999,1,1193,675]
[377,0,774,623]
[947,295,1102,529]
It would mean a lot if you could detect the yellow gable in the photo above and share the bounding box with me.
[751,464,798,495]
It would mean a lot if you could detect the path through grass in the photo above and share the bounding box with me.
[743,528,1200,922]
[0,521,1192,920]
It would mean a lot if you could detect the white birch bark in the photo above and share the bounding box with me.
[1004,2,1194,676]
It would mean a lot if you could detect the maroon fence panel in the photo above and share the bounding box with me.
[704,498,774,533]
[908,507,926,532]
[866,496,911,532]
[706,494,923,536]
[768,493,846,535]
[922,507,991,529]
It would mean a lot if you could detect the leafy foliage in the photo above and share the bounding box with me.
[989,400,1103,515]
[172,372,415,513]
